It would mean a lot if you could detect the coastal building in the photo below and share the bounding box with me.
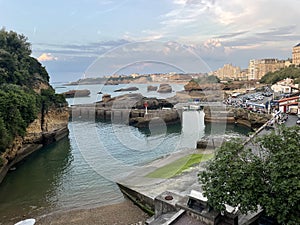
[271,78,299,94]
[247,58,287,80]
[278,96,300,114]
[212,64,241,80]
[248,60,258,80]
[239,69,249,80]
[292,43,300,65]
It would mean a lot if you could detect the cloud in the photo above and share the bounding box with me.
[37,53,58,62]
[215,31,249,39]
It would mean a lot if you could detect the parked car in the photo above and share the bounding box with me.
[296,119,300,125]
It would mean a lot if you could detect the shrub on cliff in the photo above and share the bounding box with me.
[0,85,39,152]
[0,29,67,152]
[40,88,67,111]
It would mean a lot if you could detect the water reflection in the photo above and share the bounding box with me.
[0,137,73,223]
[0,110,252,223]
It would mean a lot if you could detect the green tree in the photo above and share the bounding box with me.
[0,29,67,154]
[0,116,11,152]
[260,67,300,84]
[0,85,39,139]
[199,126,300,225]
[0,28,49,85]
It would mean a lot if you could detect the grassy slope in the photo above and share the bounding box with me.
[146,153,213,179]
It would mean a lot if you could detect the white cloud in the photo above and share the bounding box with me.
[203,39,222,49]
[157,0,300,51]
[37,53,58,62]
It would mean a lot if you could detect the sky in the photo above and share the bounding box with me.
[1,0,300,82]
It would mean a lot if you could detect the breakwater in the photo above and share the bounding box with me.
[69,105,181,128]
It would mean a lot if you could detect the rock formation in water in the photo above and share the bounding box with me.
[114,87,139,92]
[147,85,158,91]
[62,89,91,98]
[70,93,180,128]
[157,84,172,93]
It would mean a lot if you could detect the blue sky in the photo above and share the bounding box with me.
[1,0,300,82]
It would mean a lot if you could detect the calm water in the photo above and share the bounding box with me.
[55,83,185,105]
[0,84,252,224]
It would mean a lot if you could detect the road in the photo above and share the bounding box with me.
[245,114,299,156]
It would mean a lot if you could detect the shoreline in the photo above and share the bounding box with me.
[36,200,149,225]
[6,200,149,225]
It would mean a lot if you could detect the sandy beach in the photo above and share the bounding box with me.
[30,200,149,225]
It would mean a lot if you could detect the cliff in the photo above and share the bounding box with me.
[0,107,69,183]
[0,29,70,184]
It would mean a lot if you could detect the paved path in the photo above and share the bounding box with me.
[245,114,298,156]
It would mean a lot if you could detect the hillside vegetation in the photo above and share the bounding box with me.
[260,66,300,84]
[0,29,66,154]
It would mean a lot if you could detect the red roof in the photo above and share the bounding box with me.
[278,96,299,103]
[280,102,298,106]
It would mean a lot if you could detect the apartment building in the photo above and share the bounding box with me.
[212,64,241,80]
[292,43,300,65]
[247,58,287,80]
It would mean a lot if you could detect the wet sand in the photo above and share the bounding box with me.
[34,200,149,225]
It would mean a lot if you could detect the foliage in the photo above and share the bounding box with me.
[147,153,213,179]
[0,28,49,85]
[0,85,39,152]
[0,29,67,153]
[199,126,300,225]
[192,75,220,84]
[260,67,300,84]
[40,88,67,111]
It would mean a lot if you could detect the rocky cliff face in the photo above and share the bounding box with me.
[204,106,272,129]
[0,107,69,183]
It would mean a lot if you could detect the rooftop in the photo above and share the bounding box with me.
[294,43,300,47]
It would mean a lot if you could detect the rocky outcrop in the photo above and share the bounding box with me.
[157,84,172,93]
[232,108,272,128]
[129,110,180,128]
[62,89,90,98]
[184,80,223,92]
[70,94,179,128]
[0,107,69,183]
[96,93,174,110]
[114,87,139,92]
[167,90,224,104]
[31,79,51,94]
[204,106,271,129]
[147,85,158,91]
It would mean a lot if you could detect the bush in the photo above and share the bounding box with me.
[0,85,40,152]
[0,29,67,153]
[260,67,300,84]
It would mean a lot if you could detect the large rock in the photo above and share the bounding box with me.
[184,80,224,91]
[129,110,180,128]
[114,87,139,92]
[96,93,174,110]
[147,85,158,91]
[62,89,90,98]
[157,84,172,93]
[203,106,271,129]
